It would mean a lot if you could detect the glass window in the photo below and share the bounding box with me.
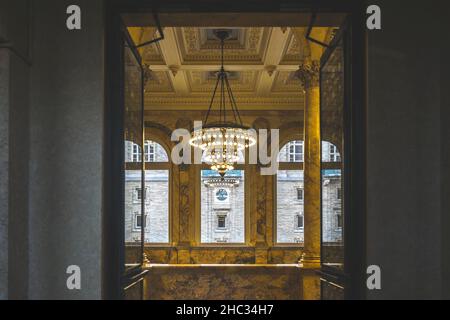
[123,39,144,269]
[322,170,343,243]
[322,141,341,162]
[297,188,304,200]
[276,169,304,243]
[134,214,147,230]
[201,170,245,243]
[217,215,226,229]
[145,169,169,243]
[336,212,343,229]
[126,140,169,163]
[279,140,303,162]
[132,143,141,162]
[144,141,155,162]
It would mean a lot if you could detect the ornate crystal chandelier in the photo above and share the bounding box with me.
[189,30,256,176]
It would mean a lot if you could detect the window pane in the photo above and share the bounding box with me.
[145,170,169,243]
[123,40,143,268]
[322,169,343,243]
[276,170,304,243]
[201,170,245,243]
[322,141,341,162]
[278,140,341,163]
[127,140,169,163]
[320,38,345,272]
[125,170,143,245]
[279,141,304,163]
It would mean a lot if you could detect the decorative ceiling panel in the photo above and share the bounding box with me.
[271,71,303,92]
[141,44,165,65]
[145,71,174,93]
[127,26,336,110]
[176,27,270,63]
[280,32,302,64]
[187,70,259,92]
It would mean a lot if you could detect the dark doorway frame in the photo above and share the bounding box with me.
[103,0,367,300]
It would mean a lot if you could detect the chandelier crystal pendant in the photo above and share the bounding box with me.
[189,29,256,177]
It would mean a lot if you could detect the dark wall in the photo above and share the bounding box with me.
[366,0,442,299]
[28,0,104,299]
[0,0,31,299]
[440,1,450,300]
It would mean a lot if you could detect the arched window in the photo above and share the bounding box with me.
[125,140,170,244]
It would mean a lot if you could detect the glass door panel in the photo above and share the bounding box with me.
[123,34,144,273]
[320,36,345,273]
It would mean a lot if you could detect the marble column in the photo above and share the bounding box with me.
[297,59,321,269]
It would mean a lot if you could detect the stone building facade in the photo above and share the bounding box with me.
[200,170,245,243]
[125,140,342,245]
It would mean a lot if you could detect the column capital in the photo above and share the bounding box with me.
[296,59,320,89]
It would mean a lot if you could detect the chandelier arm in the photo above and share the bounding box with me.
[220,37,226,124]
[222,73,226,123]
[219,71,223,122]
[221,38,224,69]
[204,72,221,125]
[224,74,238,124]
[224,75,244,126]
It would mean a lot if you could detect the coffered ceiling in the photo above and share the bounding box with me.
[129,26,336,110]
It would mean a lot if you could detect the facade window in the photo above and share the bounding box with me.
[336,213,343,229]
[337,187,342,200]
[135,187,147,201]
[201,170,245,243]
[297,188,304,200]
[134,214,147,230]
[296,214,304,229]
[217,215,226,229]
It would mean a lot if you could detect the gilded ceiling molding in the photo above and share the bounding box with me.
[271,71,302,92]
[178,27,267,62]
[290,27,310,61]
[145,71,175,92]
[187,70,257,92]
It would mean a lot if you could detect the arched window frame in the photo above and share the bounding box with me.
[274,139,342,245]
